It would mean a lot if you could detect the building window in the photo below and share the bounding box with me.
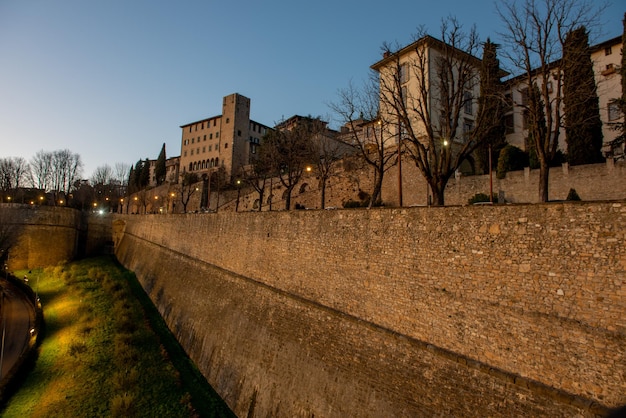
[464,91,473,115]
[522,109,530,130]
[192,138,195,144]
[225,143,228,149]
[184,151,187,157]
[401,86,408,107]
[608,101,621,121]
[191,149,194,155]
[399,63,409,84]
[546,81,553,94]
[463,119,473,137]
[520,87,529,106]
[504,114,514,134]
[238,130,242,136]
[209,145,212,151]
[226,118,230,123]
[189,127,192,133]
[209,133,213,139]
[216,132,219,138]
[204,135,206,141]
[201,122,204,129]
[213,119,217,127]
[605,46,612,55]
[202,146,205,152]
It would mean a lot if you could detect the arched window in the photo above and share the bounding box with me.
[188,162,193,171]
[215,157,219,166]
[210,158,215,167]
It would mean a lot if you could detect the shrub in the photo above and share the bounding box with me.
[566,188,581,201]
[468,193,496,205]
[496,145,528,179]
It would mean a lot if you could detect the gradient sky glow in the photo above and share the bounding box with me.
[0,0,623,178]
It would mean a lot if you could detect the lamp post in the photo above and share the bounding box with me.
[235,180,242,212]
[489,143,493,204]
[0,288,5,380]
[397,126,403,208]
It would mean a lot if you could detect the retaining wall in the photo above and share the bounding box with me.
[0,204,112,269]
[113,202,626,417]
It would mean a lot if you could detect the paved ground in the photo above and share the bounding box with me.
[0,279,35,381]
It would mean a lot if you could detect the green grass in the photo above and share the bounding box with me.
[2,256,235,418]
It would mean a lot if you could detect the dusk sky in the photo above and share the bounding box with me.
[0,0,623,178]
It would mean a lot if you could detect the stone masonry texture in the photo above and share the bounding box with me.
[113,202,626,417]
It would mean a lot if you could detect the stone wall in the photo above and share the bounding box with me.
[113,202,626,417]
[0,204,112,269]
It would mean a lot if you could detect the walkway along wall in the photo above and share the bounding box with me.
[113,203,626,417]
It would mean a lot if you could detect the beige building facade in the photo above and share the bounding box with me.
[179,93,270,181]
[371,35,482,149]
[504,35,624,158]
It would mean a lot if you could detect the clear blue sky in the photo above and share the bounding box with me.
[0,0,623,179]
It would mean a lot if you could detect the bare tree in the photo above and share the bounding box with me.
[373,18,491,206]
[307,122,348,209]
[178,172,199,213]
[240,143,274,211]
[91,164,114,186]
[0,157,30,193]
[331,80,397,207]
[497,0,604,202]
[30,150,54,191]
[264,118,315,210]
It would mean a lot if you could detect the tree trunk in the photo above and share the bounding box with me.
[257,189,264,212]
[370,171,383,208]
[429,177,448,206]
[320,179,327,209]
[285,188,292,210]
[538,162,550,202]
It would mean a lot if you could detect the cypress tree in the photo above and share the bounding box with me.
[127,166,136,194]
[155,143,166,185]
[475,38,507,174]
[140,158,151,188]
[609,14,626,150]
[133,160,143,189]
[563,26,604,165]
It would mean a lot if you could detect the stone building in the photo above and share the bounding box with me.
[179,93,271,182]
[147,155,180,187]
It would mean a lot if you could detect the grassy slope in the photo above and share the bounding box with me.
[1,256,235,418]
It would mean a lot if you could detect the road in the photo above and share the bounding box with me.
[0,279,35,381]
